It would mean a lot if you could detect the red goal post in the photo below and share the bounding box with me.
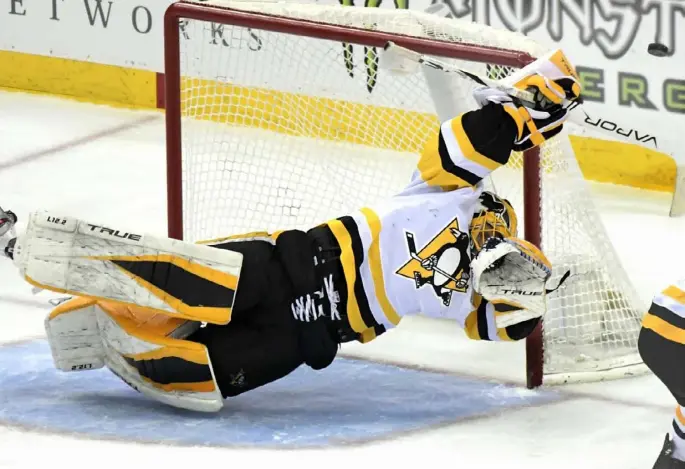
[163,1,546,388]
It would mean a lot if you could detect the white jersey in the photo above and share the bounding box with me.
[320,107,526,343]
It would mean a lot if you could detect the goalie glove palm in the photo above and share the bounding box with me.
[471,237,556,327]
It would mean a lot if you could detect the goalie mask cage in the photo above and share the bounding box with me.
[164,0,647,388]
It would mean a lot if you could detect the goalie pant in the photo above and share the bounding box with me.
[192,224,405,398]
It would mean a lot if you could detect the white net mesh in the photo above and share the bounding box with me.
[173,0,646,382]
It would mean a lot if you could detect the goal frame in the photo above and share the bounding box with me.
[163,0,545,388]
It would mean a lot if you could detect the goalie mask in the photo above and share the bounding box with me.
[470,191,518,255]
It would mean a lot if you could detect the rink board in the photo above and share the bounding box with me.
[0,340,561,447]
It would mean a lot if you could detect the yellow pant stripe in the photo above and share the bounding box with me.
[360,208,401,326]
[327,219,367,333]
[643,312,685,345]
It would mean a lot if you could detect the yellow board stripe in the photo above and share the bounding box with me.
[89,254,238,291]
[417,133,471,191]
[327,219,367,333]
[2,53,674,194]
[360,207,401,326]
[451,115,501,171]
[663,285,685,305]
[182,78,437,153]
[642,312,685,345]
[0,50,158,109]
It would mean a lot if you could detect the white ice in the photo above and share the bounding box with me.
[0,90,682,468]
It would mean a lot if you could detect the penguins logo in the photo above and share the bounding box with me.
[396,219,471,307]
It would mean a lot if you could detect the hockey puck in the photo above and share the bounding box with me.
[648,42,670,57]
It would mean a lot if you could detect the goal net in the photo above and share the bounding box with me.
[164,0,647,386]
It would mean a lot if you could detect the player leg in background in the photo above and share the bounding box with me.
[190,231,339,397]
[639,285,685,469]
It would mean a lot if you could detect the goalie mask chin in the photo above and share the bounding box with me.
[469,191,518,256]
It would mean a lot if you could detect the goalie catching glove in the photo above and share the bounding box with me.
[471,236,569,328]
[473,48,582,152]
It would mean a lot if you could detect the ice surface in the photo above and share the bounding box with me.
[0,90,681,468]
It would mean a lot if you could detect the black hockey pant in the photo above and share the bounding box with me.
[187,230,340,398]
[639,326,685,406]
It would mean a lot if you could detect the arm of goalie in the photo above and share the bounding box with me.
[471,237,569,328]
[9,212,243,325]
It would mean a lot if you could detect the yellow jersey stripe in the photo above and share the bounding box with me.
[464,309,481,339]
[417,133,472,191]
[327,219,368,333]
[677,406,685,427]
[360,207,401,326]
[663,285,685,304]
[359,328,378,343]
[642,312,685,345]
[496,328,513,341]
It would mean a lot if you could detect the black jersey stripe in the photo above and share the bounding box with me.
[674,419,685,440]
[477,297,491,341]
[339,216,379,331]
[437,131,482,187]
